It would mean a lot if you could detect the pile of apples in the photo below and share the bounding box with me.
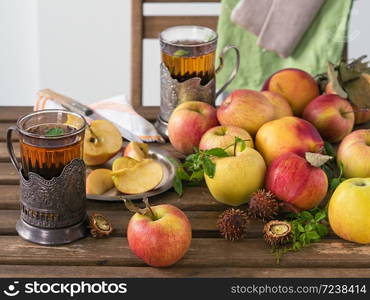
[168,68,370,244]
[84,120,163,195]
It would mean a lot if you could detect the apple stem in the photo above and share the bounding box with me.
[143,198,157,221]
[122,198,157,221]
[87,124,100,143]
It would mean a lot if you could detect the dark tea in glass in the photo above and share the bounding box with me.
[8,110,86,180]
[160,26,217,85]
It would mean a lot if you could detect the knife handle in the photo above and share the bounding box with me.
[38,89,93,115]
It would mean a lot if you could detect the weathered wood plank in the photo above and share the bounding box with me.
[0,210,230,238]
[0,142,19,162]
[0,236,369,268]
[0,184,225,211]
[1,265,369,278]
[0,107,32,123]
[144,16,218,38]
[0,163,19,184]
[0,123,17,142]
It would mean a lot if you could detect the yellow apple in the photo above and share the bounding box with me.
[112,157,163,194]
[328,178,370,244]
[83,120,123,166]
[205,147,266,206]
[86,168,114,195]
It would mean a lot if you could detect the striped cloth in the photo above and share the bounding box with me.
[35,91,165,143]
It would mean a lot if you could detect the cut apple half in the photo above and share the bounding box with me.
[83,120,123,166]
[86,168,115,195]
[112,157,163,194]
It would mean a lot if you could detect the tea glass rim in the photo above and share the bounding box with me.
[16,109,87,140]
[160,25,218,47]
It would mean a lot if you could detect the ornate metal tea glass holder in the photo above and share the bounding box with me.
[16,159,89,246]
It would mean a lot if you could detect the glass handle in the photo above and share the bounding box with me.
[215,45,240,100]
[6,126,21,172]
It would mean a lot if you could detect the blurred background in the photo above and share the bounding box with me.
[0,0,368,106]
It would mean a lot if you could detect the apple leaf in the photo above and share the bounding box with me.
[339,61,361,82]
[323,141,336,158]
[305,152,333,168]
[342,74,370,109]
[203,156,216,178]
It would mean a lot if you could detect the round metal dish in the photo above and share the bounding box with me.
[86,144,177,201]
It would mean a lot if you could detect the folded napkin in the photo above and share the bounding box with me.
[216,0,353,91]
[35,90,165,143]
[257,0,326,58]
[231,0,272,37]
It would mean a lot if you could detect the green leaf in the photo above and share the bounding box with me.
[292,241,302,250]
[316,223,329,237]
[315,211,326,222]
[297,224,305,233]
[173,49,189,57]
[300,211,313,221]
[305,224,313,232]
[324,141,336,158]
[176,167,190,181]
[205,148,229,158]
[330,178,342,191]
[203,156,216,178]
[173,176,183,196]
[189,169,204,181]
[185,154,197,162]
[45,127,64,137]
[306,231,321,240]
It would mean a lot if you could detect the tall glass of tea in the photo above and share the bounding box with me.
[157,25,240,136]
[6,109,88,245]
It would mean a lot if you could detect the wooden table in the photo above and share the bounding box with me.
[0,106,370,278]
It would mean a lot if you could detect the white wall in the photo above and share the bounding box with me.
[0,0,369,106]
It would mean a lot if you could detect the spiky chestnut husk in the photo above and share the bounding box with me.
[248,189,280,221]
[217,208,248,241]
[263,220,292,246]
[89,213,113,238]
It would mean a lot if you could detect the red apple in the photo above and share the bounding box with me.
[261,91,293,119]
[337,129,370,178]
[168,101,218,154]
[255,116,324,165]
[262,68,319,116]
[199,125,254,155]
[303,94,355,143]
[266,152,328,211]
[127,204,192,267]
[217,89,274,135]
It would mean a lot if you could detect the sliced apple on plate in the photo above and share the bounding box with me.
[86,168,114,195]
[83,120,123,166]
[111,157,163,194]
[123,142,149,161]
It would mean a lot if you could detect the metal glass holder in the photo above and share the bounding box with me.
[16,158,89,245]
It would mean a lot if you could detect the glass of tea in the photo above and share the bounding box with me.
[157,26,239,135]
[7,110,86,180]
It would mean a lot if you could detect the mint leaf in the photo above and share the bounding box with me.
[45,127,64,137]
[203,156,216,178]
[173,176,183,196]
[205,148,229,157]
[173,49,189,57]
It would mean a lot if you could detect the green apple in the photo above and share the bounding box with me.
[205,147,266,206]
[328,178,370,244]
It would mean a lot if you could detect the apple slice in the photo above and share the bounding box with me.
[86,168,114,195]
[123,142,149,161]
[83,120,123,166]
[112,157,163,194]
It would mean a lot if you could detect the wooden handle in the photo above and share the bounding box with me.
[38,89,92,115]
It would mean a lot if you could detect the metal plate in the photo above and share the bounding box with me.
[86,143,177,201]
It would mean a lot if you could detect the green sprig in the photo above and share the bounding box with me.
[171,137,249,196]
